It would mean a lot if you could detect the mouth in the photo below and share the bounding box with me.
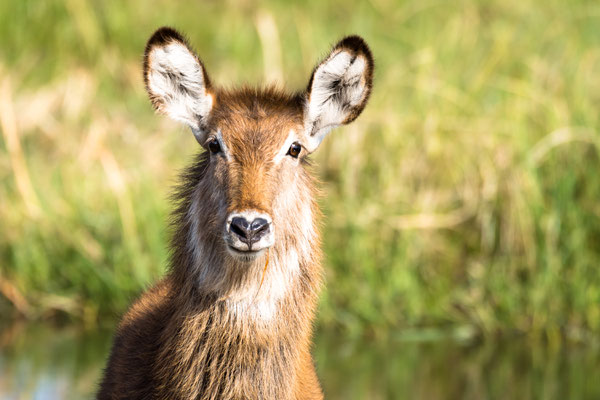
[226,245,265,261]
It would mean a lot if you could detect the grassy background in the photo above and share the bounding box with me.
[1,0,600,341]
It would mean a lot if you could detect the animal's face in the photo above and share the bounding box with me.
[201,91,308,262]
[143,27,373,263]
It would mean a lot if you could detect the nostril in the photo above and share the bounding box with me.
[230,217,251,239]
[229,215,271,248]
[250,218,269,237]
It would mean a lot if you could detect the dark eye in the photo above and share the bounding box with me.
[208,138,221,154]
[287,142,302,158]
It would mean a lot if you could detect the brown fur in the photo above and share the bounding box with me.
[98,27,373,400]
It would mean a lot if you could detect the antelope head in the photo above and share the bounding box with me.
[143,27,373,297]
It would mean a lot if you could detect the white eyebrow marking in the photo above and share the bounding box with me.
[273,129,299,165]
[216,129,233,161]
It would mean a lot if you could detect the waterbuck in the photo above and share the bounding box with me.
[97,27,373,399]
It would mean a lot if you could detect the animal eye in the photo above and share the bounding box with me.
[287,142,302,158]
[208,139,221,154]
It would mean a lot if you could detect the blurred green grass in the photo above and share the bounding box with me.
[1,0,600,340]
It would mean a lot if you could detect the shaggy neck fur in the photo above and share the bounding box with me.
[153,153,322,399]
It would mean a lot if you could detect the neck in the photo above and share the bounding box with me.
[153,154,323,399]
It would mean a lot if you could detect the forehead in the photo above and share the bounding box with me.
[211,87,304,154]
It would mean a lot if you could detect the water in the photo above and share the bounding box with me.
[1,323,599,399]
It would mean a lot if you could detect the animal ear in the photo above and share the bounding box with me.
[303,35,374,152]
[143,27,214,144]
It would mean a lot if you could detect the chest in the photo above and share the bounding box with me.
[153,307,300,400]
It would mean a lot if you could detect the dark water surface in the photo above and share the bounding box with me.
[1,323,599,399]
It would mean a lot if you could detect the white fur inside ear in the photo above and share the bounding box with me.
[304,50,367,152]
[147,42,213,133]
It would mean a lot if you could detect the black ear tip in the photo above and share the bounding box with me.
[334,35,373,63]
[146,26,187,49]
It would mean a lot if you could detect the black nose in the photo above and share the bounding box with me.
[230,217,270,247]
